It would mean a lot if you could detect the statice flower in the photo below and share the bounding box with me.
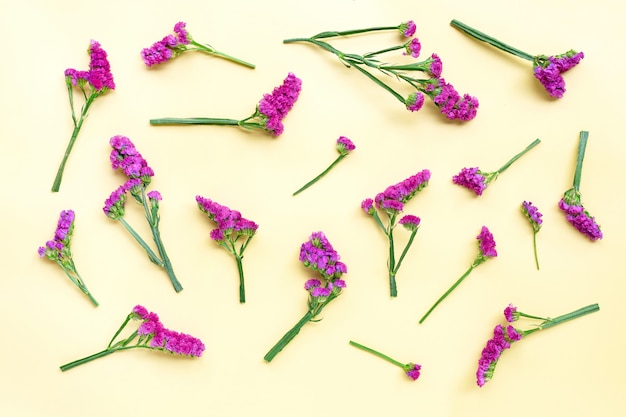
[141,21,254,68]
[264,231,347,362]
[559,131,602,241]
[150,72,302,137]
[38,210,98,306]
[419,226,497,324]
[362,170,431,297]
[476,302,599,386]
[349,340,421,381]
[104,135,183,292]
[521,201,543,269]
[52,40,115,192]
[450,19,584,99]
[453,138,541,195]
[60,305,205,372]
[293,136,356,196]
[196,196,259,303]
[283,23,478,121]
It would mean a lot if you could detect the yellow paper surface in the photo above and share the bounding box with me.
[1,1,625,416]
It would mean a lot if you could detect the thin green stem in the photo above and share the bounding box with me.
[189,40,255,69]
[393,229,418,275]
[107,315,131,348]
[150,117,241,126]
[349,340,405,368]
[532,232,540,270]
[235,255,245,303]
[388,219,397,298]
[118,217,163,266]
[450,19,534,61]
[348,60,406,104]
[539,304,599,331]
[364,44,405,58]
[309,25,401,39]
[419,265,474,324]
[495,138,541,174]
[264,310,314,362]
[150,223,183,293]
[51,93,97,192]
[573,131,589,191]
[293,155,345,196]
[57,261,98,307]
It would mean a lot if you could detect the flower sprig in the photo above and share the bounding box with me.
[264,231,347,362]
[60,305,205,372]
[38,210,98,306]
[293,136,356,196]
[150,72,302,137]
[141,21,255,69]
[419,226,497,324]
[52,40,115,192]
[476,303,599,387]
[452,138,541,195]
[450,19,584,99]
[283,21,479,121]
[558,131,602,241]
[521,201,543,269]
[349,340,421,381]
[361,170,430,297]
[103,135,183,292]
[196,196,259,303]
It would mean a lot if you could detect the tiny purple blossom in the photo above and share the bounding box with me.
[522,201,543,228]
[399,214,421,231]
[405,91,425,112]
[304,279,321,290]
[311,286,332,298]
[404,38,421,58]
[400,20,417,37]
[427,53,443,78]
[336,136,356,155]
[504,304,518,322]
[452,167,487,195]
[558,199,603,241]
[404,363,422,381]
[147,190,162,201]
[477,226,497,258]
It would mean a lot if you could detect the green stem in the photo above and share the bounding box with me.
[189,40,255,69]
[495,138,541,174]
[348,60,406,104]
[393,229,418,275]
[349,340,405,368]
[149,222,183,293]
[264,310,314,362]
[419,265,474,324]
[450,19,535,61]
[57,261,99,307]
[364,44,405,58]
[107,315,131,348]
[51,93,97,192]
[150,117,241,126]
[235,255,245,303]
[118,218,163,266]
[293,155,345,196]
[573,131,588,192]
[524,304,600,336]
[532,231,540,270]
[388,219,397,298]
[309,25,402,39]
[60,348,116,372]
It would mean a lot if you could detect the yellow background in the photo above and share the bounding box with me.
[1,0,624,416]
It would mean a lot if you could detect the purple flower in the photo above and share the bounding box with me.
[361,198,375,215]
[405,91,425,112]
[109,135,154,183]
[399,214,421,231]
[477,226,497,258]
[404,363,422,381]
[141,22,192,67]
[173,21,190,45]
[400,20,417,37]
[311,286,332,298]
[147,190,162,201]
[299,231,347,279]
[336,136,356,155]
[533,50,584,99]
[522,201,543,229]
[257,72,303,136]
[504,304,518,322]
[476,324,516,387]
[426,78,479,121]
[403,37,421,58]
[87,40,115,91]
[558,199,602,241]
[38,210,76,259]
[304,279,321,290]
[452,167,487,195]
[426,53,442,78]
[103,184,128,219]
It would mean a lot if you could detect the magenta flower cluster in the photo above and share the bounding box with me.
[38,210,75,259]
[522,201,543,228]
[141,22,191,67]
[367,169,432,214]
[399,214,421,231]
[304,278,346,298]
[533,50,584,98]
[132,305,205,357]
[558,198,603,241]
[65,40,116,91]
[476,323,522,387]
[404,363,422,380]
[477,226,498,258]
[400,20,417,37]
[452,167,487,195]
[300,231,348,281]
[404,38,421,58]
[257,72,303,136]
[423,77,479,121]
[195,196,259,242]
[336,136,356,155]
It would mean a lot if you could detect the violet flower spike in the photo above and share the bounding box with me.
[284,25,478,121]
[150,72,302,137]
[521,201,543,269]
[559,131,602,241]
[52,40,115,192]
[419,226,497,324]
[60,305,205,372]
[349,340,421,381]
[196,195,259,303]
[476,303,599,386]
[453,138,541,195]
[450,19,584,99]
[38,210,98,307]
[264,231,347,362]
[362,170,430,297]
[293,136,356,196]
[141,21,255,69]
[105,135,183,292]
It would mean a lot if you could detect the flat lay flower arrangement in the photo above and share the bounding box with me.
[38,18,604,387]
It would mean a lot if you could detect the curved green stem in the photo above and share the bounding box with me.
[419,265,474,324]
[450,19,534,61]
[573,131,588,191]
[264,310,314,362]
[293,155,345,196]
[349,340,404,368]
[496,138,541,174]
